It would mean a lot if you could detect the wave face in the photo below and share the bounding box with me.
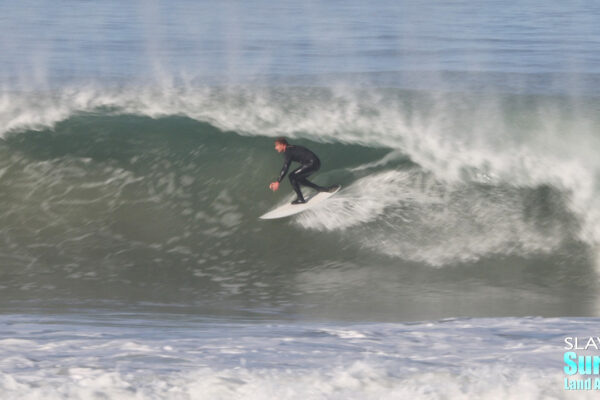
[0,85,598,319]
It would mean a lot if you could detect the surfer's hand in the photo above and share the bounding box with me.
[269,181,280,191]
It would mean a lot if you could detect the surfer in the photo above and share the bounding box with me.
[269,137,335,204]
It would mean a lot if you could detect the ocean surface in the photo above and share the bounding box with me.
[1,1,600,398]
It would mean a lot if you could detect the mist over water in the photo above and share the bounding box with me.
[2,0,600,83]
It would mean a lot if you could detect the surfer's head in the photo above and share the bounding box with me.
[274,137,288,152]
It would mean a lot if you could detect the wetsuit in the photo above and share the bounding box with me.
[277,145,327,202]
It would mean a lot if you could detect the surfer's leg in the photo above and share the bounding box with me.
[296,162,327,192]
[288,167,306,203]
[298,176,327,191]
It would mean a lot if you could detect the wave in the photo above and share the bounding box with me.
[0,101,596,313]
[0,112,586,257]
[2,84,598,231]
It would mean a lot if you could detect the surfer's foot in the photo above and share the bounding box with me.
[291,198,306,205]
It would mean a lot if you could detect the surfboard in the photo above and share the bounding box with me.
[260,185,341,220]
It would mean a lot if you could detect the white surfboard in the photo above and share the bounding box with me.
[260,185,341,220]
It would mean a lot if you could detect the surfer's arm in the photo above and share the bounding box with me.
[269,152,290,191]
[277,155,292,182]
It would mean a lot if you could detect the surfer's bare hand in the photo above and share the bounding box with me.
[269,182,280,191]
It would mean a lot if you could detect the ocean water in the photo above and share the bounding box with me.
[1,1,600,398]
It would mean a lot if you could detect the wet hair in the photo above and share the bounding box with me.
[275,137,288,146]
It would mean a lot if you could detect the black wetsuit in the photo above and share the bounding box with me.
[277,145,326,202]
